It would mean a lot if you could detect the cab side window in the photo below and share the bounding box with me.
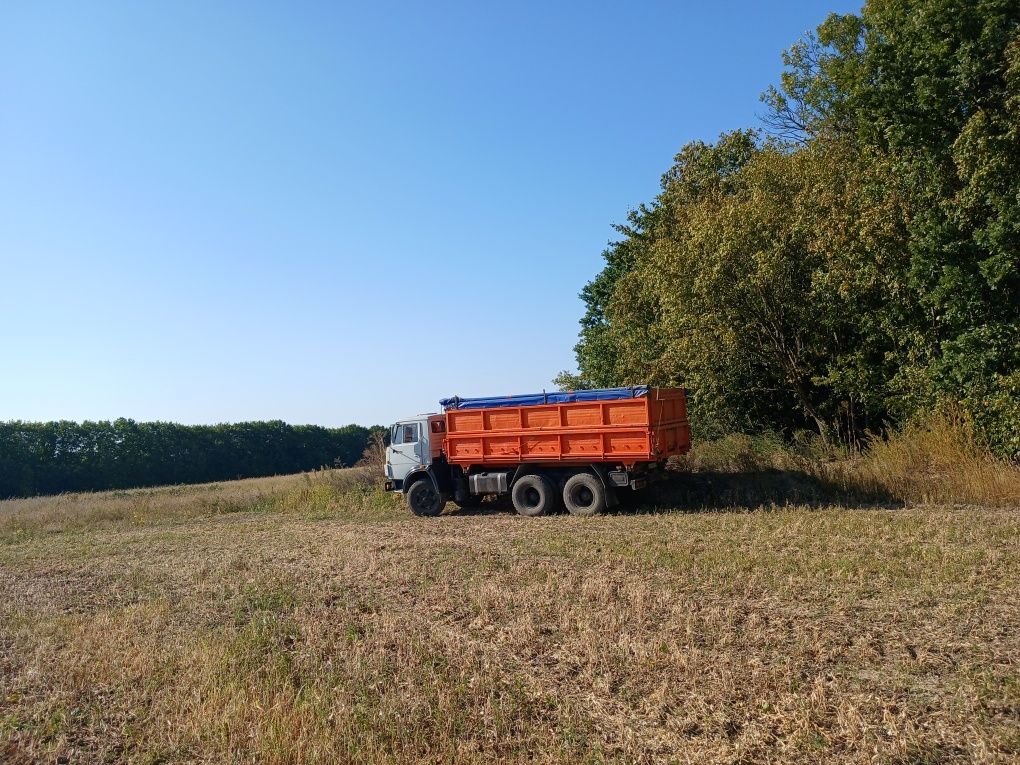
[400,424,418,444]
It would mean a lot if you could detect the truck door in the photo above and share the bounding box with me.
[387,421,423,484]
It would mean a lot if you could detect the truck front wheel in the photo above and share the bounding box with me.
[407,479,446,517]
[511,474,556,517]
[563,472,608,516]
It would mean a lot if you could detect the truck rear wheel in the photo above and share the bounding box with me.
[563,472,607,516]
[511,474,556,517]
[407,479,446,517]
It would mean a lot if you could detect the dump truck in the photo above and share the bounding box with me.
[384,386,690,516]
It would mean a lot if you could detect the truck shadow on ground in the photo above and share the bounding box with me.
[622,469,903,513]
[449,470,903,517]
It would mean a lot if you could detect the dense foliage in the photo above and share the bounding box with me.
[559,0,1019,457]
[0,420,378,498]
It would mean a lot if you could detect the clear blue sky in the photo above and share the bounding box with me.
[1,1,859,427]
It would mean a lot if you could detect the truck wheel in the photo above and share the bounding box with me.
[511,474,555,517]
[563,472,607,516]
[406,479,446,517]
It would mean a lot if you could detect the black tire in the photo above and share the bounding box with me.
[562,472,607,516]
[511,474,556,517]
[406,479,446,517]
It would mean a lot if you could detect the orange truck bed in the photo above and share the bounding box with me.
[442,387,689,468]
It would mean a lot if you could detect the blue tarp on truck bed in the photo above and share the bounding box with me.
[440,386,649,410]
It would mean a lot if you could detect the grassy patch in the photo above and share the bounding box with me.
[1,466,1018,763]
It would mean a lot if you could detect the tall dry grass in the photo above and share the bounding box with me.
[356,430,388,468]
[672,409,1020,508]
[851,410,1020,505]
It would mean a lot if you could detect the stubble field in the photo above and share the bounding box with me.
[1,468,1018,764]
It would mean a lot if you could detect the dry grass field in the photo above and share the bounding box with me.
[1,454,1019,764]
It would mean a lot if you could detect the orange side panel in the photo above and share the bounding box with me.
[442,387,690,469]
[447,437,483,460]
[522,433,559,455]
[563,404,604,427]
[485,409,522,431]
[447,410,484,432]
[605,431,650,454]
[605,401,647,425]
[562,433,601,456]
[522,408,559,428]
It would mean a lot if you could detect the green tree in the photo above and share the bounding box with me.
[562,0,1020,455]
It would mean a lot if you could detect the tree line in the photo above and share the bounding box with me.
[0,419,379,499]
[558,0,1019,458]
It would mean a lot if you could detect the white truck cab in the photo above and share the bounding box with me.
[384,414,444,490]
[384,414,449,516]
